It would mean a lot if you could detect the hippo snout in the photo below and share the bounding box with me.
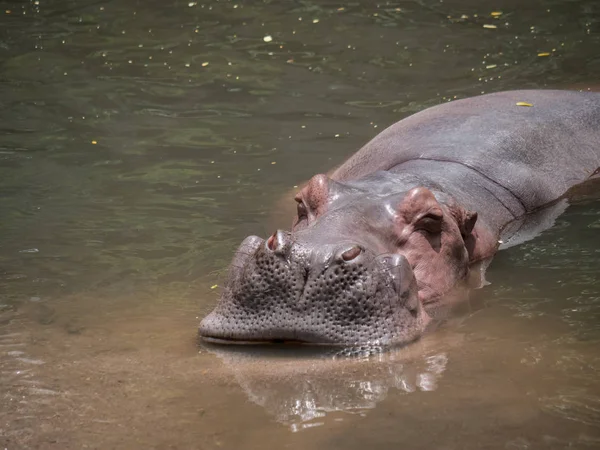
[199,231,429,346]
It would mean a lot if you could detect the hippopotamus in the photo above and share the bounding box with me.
[199,89,600,347]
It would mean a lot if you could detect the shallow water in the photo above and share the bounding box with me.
[1,0,599,448]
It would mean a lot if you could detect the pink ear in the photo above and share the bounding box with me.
[462,211,478,237]
[447,203,478,238]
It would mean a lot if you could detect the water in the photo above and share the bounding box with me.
[1,0,599,448]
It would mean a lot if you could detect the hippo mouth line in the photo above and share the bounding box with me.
[200,335,331,346]
[198,316,356,346]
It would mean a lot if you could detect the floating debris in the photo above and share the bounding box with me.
[201,62,209,67]
[483,24,497,29]
[312,18,319,24]
[491,11,503,17]
[516,102,534,107]
[537,52,551,57]
[210,284,218,289]
[486,64,497,69]
[263,35,273,42]
[91,140,97,144]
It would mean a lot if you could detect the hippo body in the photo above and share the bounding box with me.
[332,89,600,230]
[200,90,600,347]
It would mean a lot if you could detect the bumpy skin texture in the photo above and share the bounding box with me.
[200,233,427,346]
[200,90,600,347]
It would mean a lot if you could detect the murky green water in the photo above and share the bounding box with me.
[1,0,599,448]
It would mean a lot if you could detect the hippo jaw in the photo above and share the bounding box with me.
[198,234,430,347]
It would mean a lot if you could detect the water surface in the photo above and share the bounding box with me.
[1,0,599,448]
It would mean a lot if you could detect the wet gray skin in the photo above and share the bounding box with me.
[199,176,468,346]
[200,185,441,346]
[200,90,600,347]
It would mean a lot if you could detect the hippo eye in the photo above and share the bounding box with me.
[296,200,308,221]
[415,209,443,234]
[296,201,307,217]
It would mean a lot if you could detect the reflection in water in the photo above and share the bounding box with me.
[541,394,600,428]
[206,340,453,431]
[499,199,570,250]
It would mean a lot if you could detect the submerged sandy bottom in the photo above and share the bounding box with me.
[2,276,599,449]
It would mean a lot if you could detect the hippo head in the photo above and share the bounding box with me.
[199,174,479,347]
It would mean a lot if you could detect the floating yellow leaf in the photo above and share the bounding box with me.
[91,140,97,144]
[483,24,497,29]
[537,52,551,57]
[516,102,533,107]
[491,11,503,17]
[210,284,218,289]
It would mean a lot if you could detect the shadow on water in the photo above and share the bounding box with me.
[1,0,600,448]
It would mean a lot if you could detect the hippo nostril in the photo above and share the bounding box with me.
[266,233,277,251]
[266,230,288,254]
[340,245,363,262]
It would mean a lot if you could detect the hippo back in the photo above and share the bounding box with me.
[332,90,600,213]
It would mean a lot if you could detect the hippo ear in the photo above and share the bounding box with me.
[453,208,478,238]
[462,210,478,237]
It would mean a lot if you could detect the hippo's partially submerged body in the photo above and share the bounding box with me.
[199,90,600,347]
